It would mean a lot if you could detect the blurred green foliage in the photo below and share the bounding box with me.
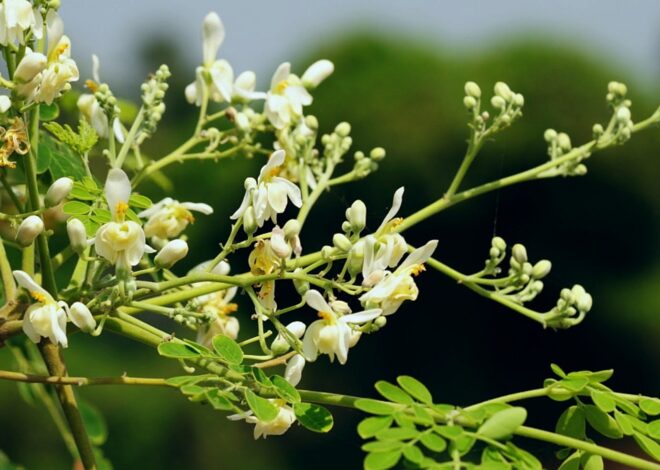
[1,31,658,469]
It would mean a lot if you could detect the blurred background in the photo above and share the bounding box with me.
[1,0,659,468]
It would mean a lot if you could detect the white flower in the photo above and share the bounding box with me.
[0,0,37,46]
[0,95,11,113]
[202,12,224,67]
[284,354,306,386]
[361,187,408,286]
[230,400,297,439]
[15,214,43,246]
[231,150,302,227]
[137,197,213,240]
[359,240,438,316]
[302,290,381,364]
[155,239,189,268]
[13,270,69,347]
[301,59,334,89]
[92,168,153,271]
[67,218,88,254]
[45,177,73,207]
[232,70,265,102]
[264,62,312,129]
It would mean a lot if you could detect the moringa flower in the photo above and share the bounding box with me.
[264,62,312,129]
[302,290,381,364]
[93,168,153,272]
[0,0,37,46]
[229,400,297,439]
[231,150,302,227]
[138,197,213,241]
[359,240,438,316]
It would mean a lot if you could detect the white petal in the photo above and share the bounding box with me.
[398,240,438,272]
[341,309,382,324]
[91,54,101,83]
[112,118,125,143]
[284,354,305,386]
[202,12,225,66]
[46,10,63,55]
[377,187,405,233]
[270,62,290,90]
[12,270,51,300]
[302,59,334,88]
[137,197,170,218]
[336,325,349,365]
[302,321,322,362]
[273,177,302,208]
[267,181,289,214]
[304,289,332,313]
[181,202,214,215]
[230,181,253,220]
[259,149,285,181]
[104,168,131,220]
[21,312,40,343]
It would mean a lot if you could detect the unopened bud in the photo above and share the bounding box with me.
[464,81,481,98]
[283,219,301,239]
[69,302,96,333]
[544,129,558,142]
[492,236,506,252]
[155,239,188,268]
[592,124,604,137]
[370,147,386,161]
[494,82,513,101]
[511,244,527,264]
[293,270,310,295]
[332,233,352,252]
[532,260,552,279]
[346,200,367,233]
[243,207,257,235]
[67,218,88,254]
[302,59,334,89]
[16,215,44,246]
[45,177,73,207]
[335,122,351,137]
[616,106,631,123]
[374,316,387,328]
[512,93,524,107]
[271,320,307,354]
[490,95,506,110]
[557,133,571,151]
[463,96,477,110]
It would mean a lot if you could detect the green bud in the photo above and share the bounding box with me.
[463,96,477,110]
[492,236,506,252]
[557,133,571,151]
[592,123,604,137]
[616,106,631,123]
[346,200,367,233]
[499,114,511,125]
[283,219,301,239]
[494,81,513,101]
[243,207,257,235]
[335,122,351,137]
[577,292,593,312]
[490,95,506,110]
[293,275,310,296]
[512,243,527,264]
[574,164,588,176]
[489,247,500,258]
[332,233,353,252]
[370,147,386,161]
[464,81,481,98]
[354,150,365,160]
[305,115,319,130]
[374,316,387,328]
[341,221,352,233]
[532,260,552,279]
[512,93,524,107]
[321,245,334,260]
[544,129,557,142]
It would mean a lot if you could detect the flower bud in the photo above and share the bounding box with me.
[45,177,73,207]
[464,81,481,98]
[494,81,513,101]
[332,233,352,252]
[16,215,44,247]
[492,236,506,252]
[302,59,334,89]
[592,123,604,138]
[243,207,257,235]
[271,321,306,354]
[0,95,11,113]
[335,122,351,137]
[511,244,527,264]
[283,219,301,239]
[463,96,477,110]
[532,260,552,279]
[374,316,387,328]
[155,239,189,268]
[271,228,292,259]
[543,129,557,142]
[69,302,96,333]
[293,270,310,296]
[346,200,367,233]
[616,106,631,124]
[557,133,571,151]
[490,96,506,110]
[577,292,593,312]
[67,218,88,254]
[370,147,386,161]
[512,93,524,107]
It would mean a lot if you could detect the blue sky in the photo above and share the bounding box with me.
[61,0,659,91]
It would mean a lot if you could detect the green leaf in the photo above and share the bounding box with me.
[364,450,401,470]
[551,363,567,378]
[451,434,476,456]
[633,431,660,461]
[293,402,333,433]
[396,375,433,405]
[648,420,660,440]
[559,376,589,392]
[581,453,604,470]
[583,369,613,384]
[44,120,98,155]
[362,440,403,453]
[412,404,434,425]
[205,389,236,411]
[419,432,447,452]
[63,200,91,216]
[39,130,87,180]
[556,406,586,439]
[590,390,616,413]
[613,410,635,436]
[271,375,301,403]
[583,405,623,439]
[614,397,641,417]
[129,193,152,209]
[376,427,419,441]
[375,381,414,405]
[640,398,660,416]
[358,416,394,439]
[402,445,424,464]
[435,425,464,440]
[70,184,97,201]
[245,390,278,422]
[164,374,215,387]
[478,407,527,440]
[355,398,398,415]
[557,451,581,470]
[249,367,273,388]
[39,103,60,121]
[157,342,201,359]
[504,442,542,469]
[212,335,243,364]
[79,400,108,446]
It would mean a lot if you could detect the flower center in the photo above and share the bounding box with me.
[317,311,335,323]
[115,201,129,222]
[174,206,195,223]
[85,79,98,93]
[274,80,289,94]
[410,264,426,276]
[30,291,47,303]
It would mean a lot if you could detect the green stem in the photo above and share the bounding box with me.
[0,171,23,212]
[0,237,16,302]
[114,108,144,169]
[445,131,484,198]
[0,369,172,387]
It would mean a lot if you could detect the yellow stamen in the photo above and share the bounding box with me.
[274,80,289,94]
[174,207,195,223]
[115,201,129,221]
[30,291,47,303]
[220,303,238,315]
[317,311,333,321]
[410,264,426,276]
[85,80,99,92]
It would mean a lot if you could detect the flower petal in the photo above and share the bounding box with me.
[202,12,225,66]
[12,270,51,300]
[270,62,290,90]
[104,168,131,220]
[398,240,438,272]
[304,289,332,313]
[341,309,382,324]
[181,202,214,215]
[377,187,405,233]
